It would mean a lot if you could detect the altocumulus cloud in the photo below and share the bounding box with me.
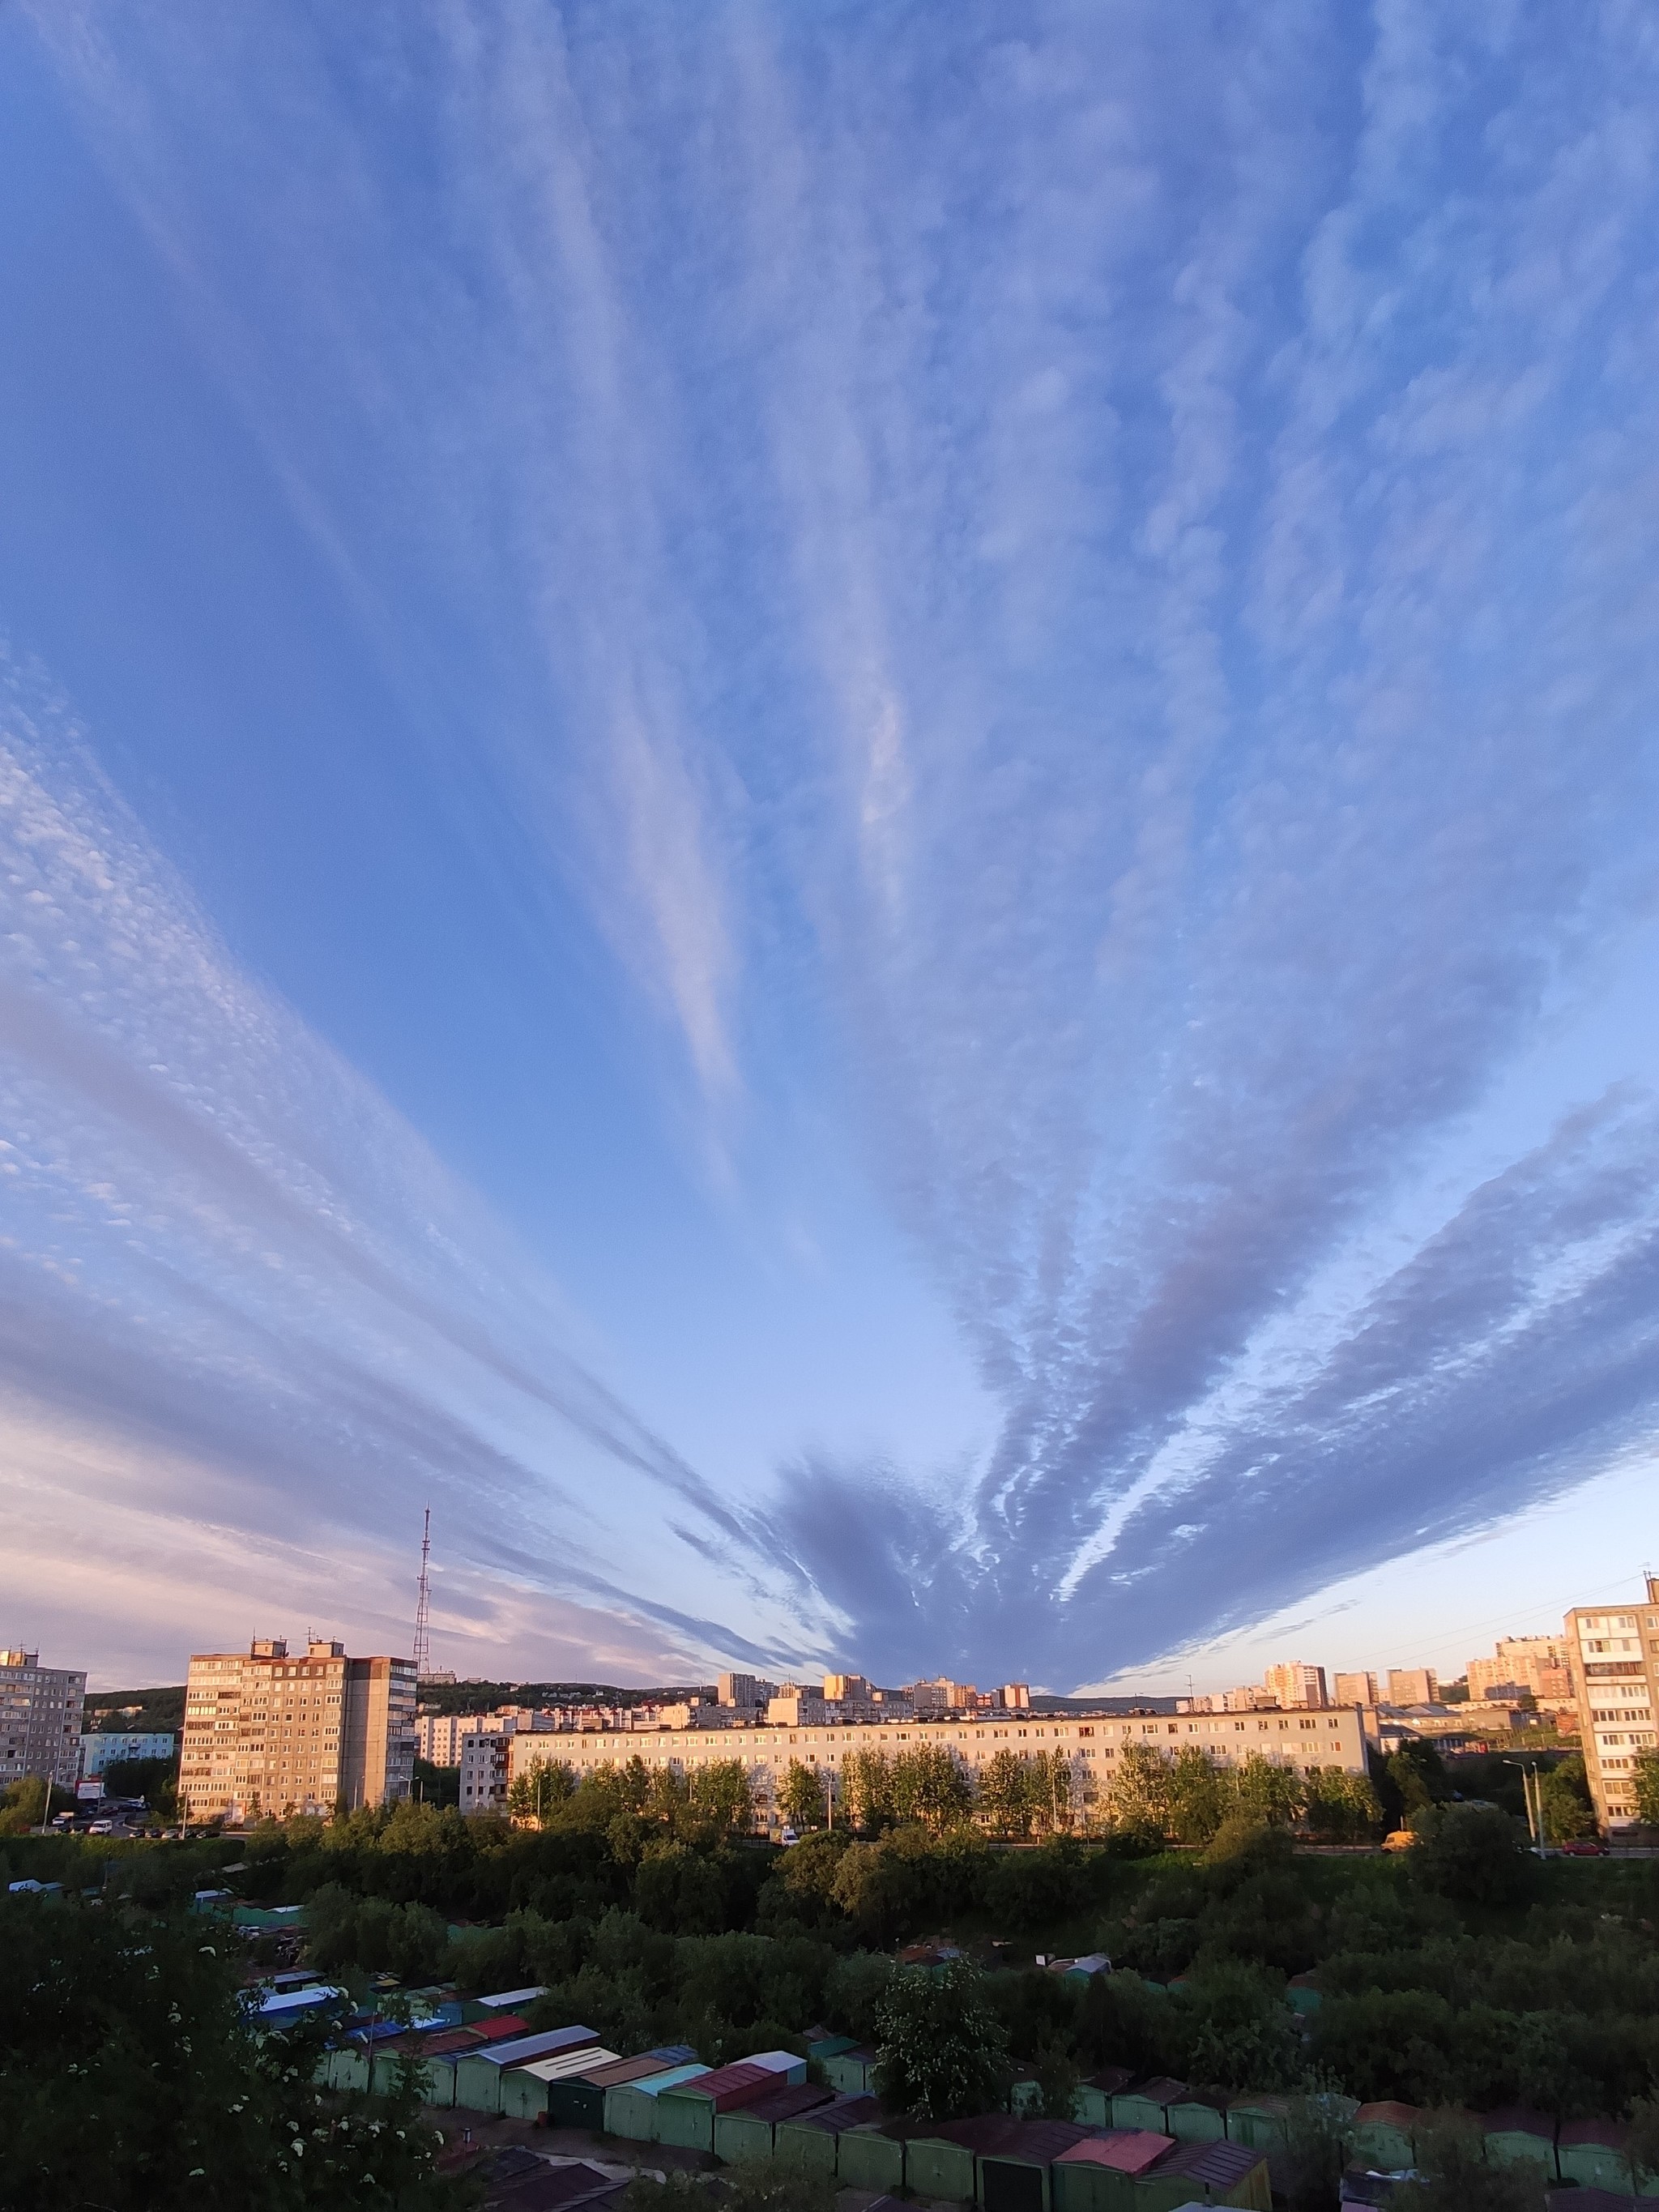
[17,2,1659,1682]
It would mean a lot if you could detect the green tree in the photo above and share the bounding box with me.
[891,1745,974,1832]
[1302,1766,1382,1843]
[1412,1804,1535,1910]
[1633,1747,1659,1830]
[102,1756,180,1817]
[1031,2039,1081,2120]
[0,1894,465,2210]
[506,1757,576,1827]
[1398,2113,1550,2210]
[689,1759,753,1836]
[779,1760,829,1833]
[1628,2094,1659,2190]
[1166,1747,1233,1845]
[1235,1753,1306,1829]
[842,1749,893,1831]
[1105,1743,1173,1838]
[1183,1962,1303,2091]
[0,1778,76,1833]
[1387,1740,1451,1817]
[979,1750,1034,1838]
[874,1958,1008,2120]
[1536,1756,1594,1843]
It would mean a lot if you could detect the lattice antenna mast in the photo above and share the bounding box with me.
[412,1506,433,1678]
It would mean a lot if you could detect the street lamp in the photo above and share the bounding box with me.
[1502,1757,1548,1860]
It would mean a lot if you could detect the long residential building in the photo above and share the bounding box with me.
[79,1730,177,1779]
[1568,1579,1659,1832]
[180,1637,416,1824]
[1,1648,87,1791]
[503,1702,1368,1825]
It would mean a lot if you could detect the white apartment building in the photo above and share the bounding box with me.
[459,1729,511,1809]
[180,1637,416,1824]
[502,1704,1367,1824]
[1567,1582,1659,1831]
[0,1648,87,1791]
[1332,1672,1380,1708]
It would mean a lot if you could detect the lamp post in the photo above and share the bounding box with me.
[1503,1757,1548,1859]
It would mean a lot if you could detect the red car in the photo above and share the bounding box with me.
[1555,1838,1606,1856]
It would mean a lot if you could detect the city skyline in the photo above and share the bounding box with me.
[4,8,1659,1689]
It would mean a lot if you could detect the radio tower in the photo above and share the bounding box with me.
[412,1507,433,1680]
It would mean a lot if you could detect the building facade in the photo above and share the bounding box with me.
[79,1731,177,1779]
[1264,1662,1328,1710]
[0,1648,87,1791]
[502,1703,1368,1827]
[458,1728,511,1810]
[179,1637,416,1824]
[1567,1581,1659,1831]
[1332,1672,1380,1708]
[1468,1637,1575,1709]
[1387,1668,1439,1706]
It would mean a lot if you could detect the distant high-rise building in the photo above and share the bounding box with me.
[909,1677,977,1713]
[717,1672,776,1709]
[1221,1685,1279,1711]
[822,1672,871,1703]
[1263,1662,1328,1710]
[1567,1579,1659,1833]
[1387,1668,1439,1707]
[179,1637,416,1824]
[0,1648,86,1792]
[1000,1683,1032,1710]
[1468,1637,1574,1709]
[1333,1672,1380,1708]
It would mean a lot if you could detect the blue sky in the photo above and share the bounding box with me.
[3,2,1658,1691]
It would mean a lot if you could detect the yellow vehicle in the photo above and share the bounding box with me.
[1382,1828,1417,1852]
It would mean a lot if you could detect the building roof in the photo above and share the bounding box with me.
[732,2081,833,2124]
[1558,2118,1629,2150]
[1084,2065,1135,2096]
[517,2048,622,2086]
[1482,2107,1555,2140]
[577,2054,676,2090]
[1149,2139,1266,2187]
[1056,2129,1174,2176]
[468,2026,600,2071]
[1355,2102,1423,2127]
[661,2060,773,2110]
[978,2120,1091,2166]
[1124,2075,1188,2104]
[744,2049,805,2076]
[477,1985,548,2009]
[623,2063,709,2098]
[790,2094,881,2134]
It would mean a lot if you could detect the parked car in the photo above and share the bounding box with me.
[1556,1838,1606,1856]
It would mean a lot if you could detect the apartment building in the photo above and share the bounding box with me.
[908,1677,978,1713]
[502,1703,1367,1826]
[1332,1672,1380,1708]
[716,1672,777,1710]
[1264,1662,1328,1710]
[1567,1580,1659,1831]
[179,1636,416,1824]
[79,1730,177,1779]
[1387,1668,1439,1706]
[413,1707,555,1766]
[0,1648,87,1791]
[1468,1636,1575,1709]
[459,1728,511,1810]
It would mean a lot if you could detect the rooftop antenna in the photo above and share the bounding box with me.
[413,1507,432,1679]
